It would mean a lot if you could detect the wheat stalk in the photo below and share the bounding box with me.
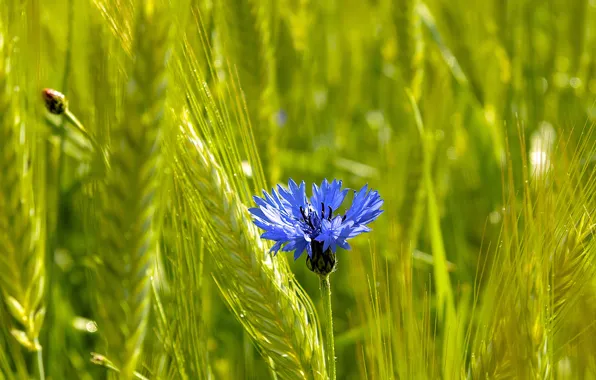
[0,21,46,357]
[93,2,170,378]
[170,118,327,380]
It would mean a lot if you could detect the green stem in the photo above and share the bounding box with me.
[35,341,45,380]
[64,109,108,169]
[320,275,336,380]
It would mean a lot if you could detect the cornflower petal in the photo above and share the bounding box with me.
[277,179,308,219]
[311,179,349,216]
[344,185,384,228]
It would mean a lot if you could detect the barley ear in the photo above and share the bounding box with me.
[171,120,327,380]
[394,0,425,100]
[0,23,45,354]
[93,2,170,378]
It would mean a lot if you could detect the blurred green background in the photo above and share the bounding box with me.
[1,0,596,379]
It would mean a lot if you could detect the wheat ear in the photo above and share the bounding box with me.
[155,197,212,379]
[171,120,327,380]
[94,2,170,378]
[551,213,596,324]
[394,0,425,100]
[0,24,46,356]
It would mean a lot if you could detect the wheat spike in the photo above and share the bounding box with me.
[249,0,281,185]
[469,137,596,378]
[154,195,212,379]
[0,21,45,354]
[552,213,596,323]
[94,2,170,378]
[170,119,327,380]
[393,0,425,100]
[213,0,283,184]
[213,0,263,118]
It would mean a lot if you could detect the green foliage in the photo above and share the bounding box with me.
[0,0,595,379]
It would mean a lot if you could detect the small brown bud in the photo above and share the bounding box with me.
[42,88,68,115]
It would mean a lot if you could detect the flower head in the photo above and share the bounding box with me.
[249,178,383,274]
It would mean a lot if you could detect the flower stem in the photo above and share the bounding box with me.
[319,275,336,380]
[64,109,109,169]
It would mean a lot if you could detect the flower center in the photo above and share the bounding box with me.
[321,203,333,220]
[300,203,336,228]
[299,206,315,228]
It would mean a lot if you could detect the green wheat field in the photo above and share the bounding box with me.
[2,0,596,379]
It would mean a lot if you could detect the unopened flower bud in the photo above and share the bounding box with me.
[42,88,68,115]
[306,241,336,276]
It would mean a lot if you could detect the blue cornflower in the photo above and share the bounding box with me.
[249,179,383,275]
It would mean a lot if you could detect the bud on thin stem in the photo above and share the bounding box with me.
[42,88,68,115]
[42,88,109,170]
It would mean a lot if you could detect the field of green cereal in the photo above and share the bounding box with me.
[1,0,596,379]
